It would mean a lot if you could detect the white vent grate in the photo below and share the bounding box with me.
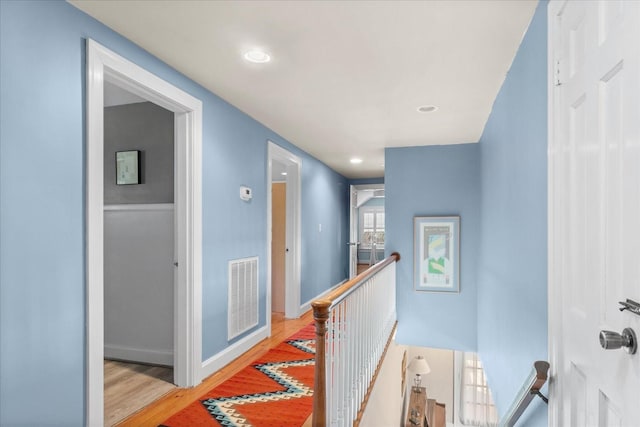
[228,256,259,340]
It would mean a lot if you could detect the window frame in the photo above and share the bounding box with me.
[358,206,385,249]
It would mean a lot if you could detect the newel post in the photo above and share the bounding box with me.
[312,299,331,427]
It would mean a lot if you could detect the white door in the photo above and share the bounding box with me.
[549,1,640,425]
[349,186,358,278]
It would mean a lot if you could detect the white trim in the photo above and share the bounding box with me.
[350,183,385,277]
[104,344,173,366]
[86,39,105,427]
[358,205,385,251]
[86,39,203,426]
[547,3,566,426]
[200,326,269,379]
[104,203,174,211]
[299,279,347,314]
[452,351,464,427]
[349,185,358,278]
[267,142,302,323]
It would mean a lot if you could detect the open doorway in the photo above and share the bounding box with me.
[86,40,203,425]
[267,142,301,327]
[270,158,287,315]
[349,184,385,277]
[102,81,176,425]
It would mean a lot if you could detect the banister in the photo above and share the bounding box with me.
[500,361,550,427]
[311,252,400,427]
[322,252,400,307]
[311,299,331,427]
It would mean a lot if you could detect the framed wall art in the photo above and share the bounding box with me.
[116,150,140,185]
[414,216,460,292]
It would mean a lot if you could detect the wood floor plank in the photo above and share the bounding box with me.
[105,360,176,427]
[116,310,313,427]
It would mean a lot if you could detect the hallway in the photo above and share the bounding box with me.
[116,312,313,426]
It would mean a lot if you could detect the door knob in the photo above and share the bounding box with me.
[599,328,637,354]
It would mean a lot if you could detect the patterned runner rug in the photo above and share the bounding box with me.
[159,323,315,427]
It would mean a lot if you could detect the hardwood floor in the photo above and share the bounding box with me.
[357,263,370,275]
[105,360,176,426]
[116,310,314,427]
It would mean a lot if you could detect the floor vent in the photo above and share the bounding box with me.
[228,256,259,340]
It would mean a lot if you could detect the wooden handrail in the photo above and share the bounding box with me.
[311,252,400,427]
[500,361,550,427]
[322,252,400,307]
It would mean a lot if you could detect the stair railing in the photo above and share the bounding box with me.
[499,361,550,427]
[311,252,400,427]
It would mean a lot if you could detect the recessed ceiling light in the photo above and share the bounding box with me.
[417,105,439,113]
[281,172,287,176]
[243,49,271,63]
[350,158,363,164]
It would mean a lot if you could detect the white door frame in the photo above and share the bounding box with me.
[349,183,385,277]
[547,3,563,423]
[86,39,203,426]
[349,185,358,278]
[267,142,302,325]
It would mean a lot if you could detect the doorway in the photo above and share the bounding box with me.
[86,40,203,425]
[102,82,177,425]
[267,142,301,327]
[271,160,287,314]
[349,184,385,278]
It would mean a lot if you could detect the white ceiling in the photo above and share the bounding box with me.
[70,0,538,179]
[104,80,147,107]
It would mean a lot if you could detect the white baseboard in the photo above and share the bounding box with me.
[200,325,269,380]
[105,344,173,366]
[299,279,348,314]
[200,279,347,382]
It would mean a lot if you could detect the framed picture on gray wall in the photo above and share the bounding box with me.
[414,215,460,292]
[116,150,140,185]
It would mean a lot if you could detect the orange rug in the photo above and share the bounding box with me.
[159,324,315,427]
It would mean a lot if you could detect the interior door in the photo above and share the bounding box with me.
[349,186,358,278]
[549,1,640,425]
[271,182,286,313]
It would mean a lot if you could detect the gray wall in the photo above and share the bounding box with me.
[104,205,175,366]
[104,101,174,204]
[103,101,175,366]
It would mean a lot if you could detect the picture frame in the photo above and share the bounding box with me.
[414,215,460,292]
[116,150,140,185]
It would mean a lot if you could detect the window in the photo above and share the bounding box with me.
[455,352,498,427]
[359,206,384,249]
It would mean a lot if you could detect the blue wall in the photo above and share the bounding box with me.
[0,1,348,425]
[476,2,548,425]
[386,144,481,351]
[386,5,547,424]
[300,160,350,302]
